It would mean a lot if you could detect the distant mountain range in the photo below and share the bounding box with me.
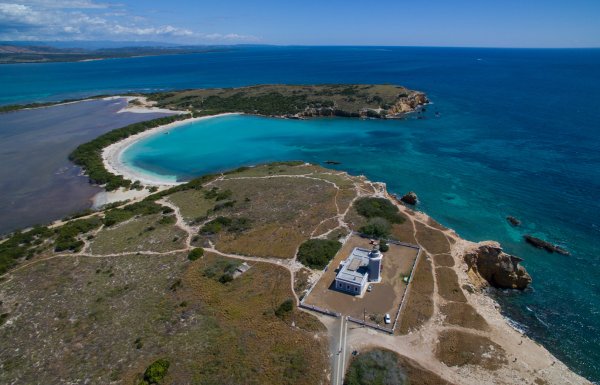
[0,42,239,64]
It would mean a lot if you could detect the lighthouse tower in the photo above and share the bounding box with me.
[367,245,383,282]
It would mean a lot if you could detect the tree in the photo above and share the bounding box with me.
[187,247,204,261]
[359,217,391,239]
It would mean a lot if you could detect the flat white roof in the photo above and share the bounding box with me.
[336,247,371,285]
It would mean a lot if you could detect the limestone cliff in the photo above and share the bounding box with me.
[464,242,532,290]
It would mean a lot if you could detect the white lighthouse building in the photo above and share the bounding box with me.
[335,245,384,295]
[367,246,383,282]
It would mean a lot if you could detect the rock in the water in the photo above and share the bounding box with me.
[523,235,570,255]
[324,160,341,165]
[506,216,521,226]
[464,242,532,290]
[401,191,418,205]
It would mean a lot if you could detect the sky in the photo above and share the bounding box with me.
[0,0,599,48]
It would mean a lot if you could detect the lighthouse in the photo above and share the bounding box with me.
[367,245,383,282]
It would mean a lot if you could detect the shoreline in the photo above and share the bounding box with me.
[101,112,241,187]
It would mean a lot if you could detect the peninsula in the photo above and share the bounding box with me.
[0,85,591,385]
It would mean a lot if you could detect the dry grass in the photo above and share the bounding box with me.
[433,253,454,267]
[435,330,507,371]
[435,267,467,303]
[180,252,329,384]
[397,254,434,334]
[414,221,451,255]
[346,348,455,385]
[294,267,312,298]
[0,251,329,385]
[88,214,187,254]
[395,352,456,385]
[0,254,190,384]
[221,163,323,179]
[439,302,489,331]
[207,177,338,258]
[166,190,216,223]
[390,218,417,244]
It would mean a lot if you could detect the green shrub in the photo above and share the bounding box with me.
[379,240,389,252]
[188,247,204,261]
[275,298,294,318]
[297,239,342,269]
[200,216,251,234]
[200,216,231,234]
[158,215,176,225]
[203,259,240,282]
[142,358,170,384]
[218,273,234,284]
[103,201,164,226]
[354,197,405,224]
[54,217,102,252]
[359,218,391,239]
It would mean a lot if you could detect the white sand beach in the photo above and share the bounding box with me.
[101,112,241,186]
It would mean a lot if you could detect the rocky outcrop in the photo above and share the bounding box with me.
[524,235,569,255]
[506,216,521,226]
[464,242,531,290]
[388,92,429,115]
[400,191,418,205]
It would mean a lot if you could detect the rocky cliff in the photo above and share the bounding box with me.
[464,242,532,290]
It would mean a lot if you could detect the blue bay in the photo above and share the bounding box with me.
[1,46,599,381]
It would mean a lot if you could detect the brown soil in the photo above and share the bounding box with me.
[435,329,507,371]
[435,267,467,303]
[439,302,489,331]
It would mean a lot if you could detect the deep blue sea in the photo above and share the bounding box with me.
[1,46,599,382]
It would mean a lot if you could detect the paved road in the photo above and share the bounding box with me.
[331,316,349,385]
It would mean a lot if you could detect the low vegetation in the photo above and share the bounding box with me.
[102,201,166,226]
[202,258,241,283]
[0,226,53,274]
[354,197,405,224]
[200,216,252,235]
[360,217,392,239]
[139,358,170,385]
[148,84,425,119]
[187,247,204,261]
[296,239,342,269]
[54,217,102,252]
[345,349,407,385]
[275,298,294,319]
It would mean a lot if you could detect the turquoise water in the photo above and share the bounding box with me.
[2,47,599,381]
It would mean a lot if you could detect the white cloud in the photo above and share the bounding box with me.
[0,1,259,43]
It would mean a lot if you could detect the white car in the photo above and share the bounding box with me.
[384,314,391,324]
[367,284,373,292]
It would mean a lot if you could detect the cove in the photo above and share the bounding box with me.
[122,111,600,380]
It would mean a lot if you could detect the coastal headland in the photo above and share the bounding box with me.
[0,84,592,384]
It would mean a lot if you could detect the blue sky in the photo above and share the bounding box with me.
[0,0,599,47]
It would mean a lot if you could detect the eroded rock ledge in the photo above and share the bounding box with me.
[464,242,532,290]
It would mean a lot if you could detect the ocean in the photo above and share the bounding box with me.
[0,46,599,381]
